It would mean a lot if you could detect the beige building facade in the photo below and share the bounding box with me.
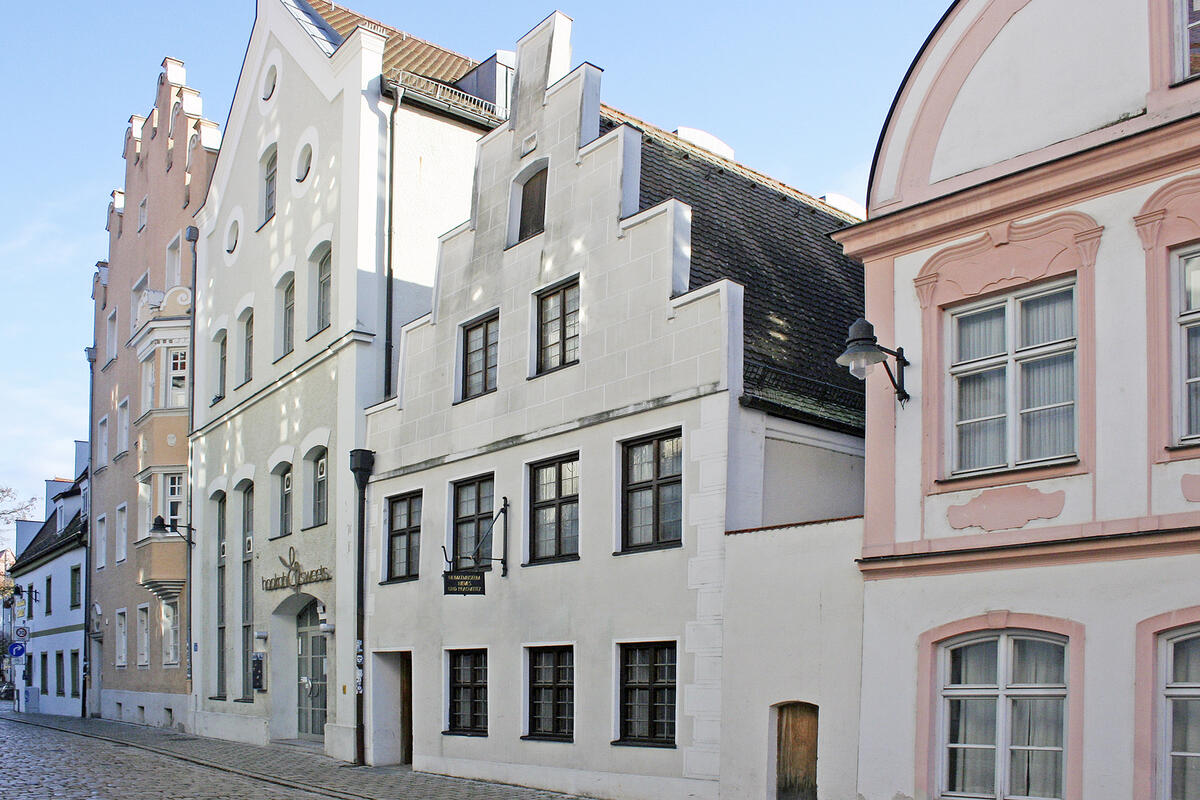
[88,58,219,729]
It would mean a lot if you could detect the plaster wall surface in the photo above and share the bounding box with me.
[15,549,86,718]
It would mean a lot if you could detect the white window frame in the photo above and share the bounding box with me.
[1175,0,1200,81]
[115,609,128,667]
[165,234,182,288]
[117,398,130,455]
[946,278,1078,476]
[138,479,152,542]
[936,630,1069,800]
[315,249,332,334]
[138,196,148,232]
[141,354,156,411]
[115,503,128,563]
[1159,625,1200,800]
[136,603,150,667]
[130,272,148,335]
[97,417,109,466]
[311,449,328,527]
[106,310,118,363]
[1173,246,1200,443]
[164,473,184,530]
[95,514,107,569]
[167,347,188,408]
[161,600,180,666]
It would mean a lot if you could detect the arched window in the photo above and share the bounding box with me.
[242,312,254,384]
[278,464,293,537]
[280,277,295,357]
[214,331,228,401]
[313,248,332,334]
[263,146,278,223]
[311,448,328,526]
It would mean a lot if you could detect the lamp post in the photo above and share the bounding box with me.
[148,516,196,683]
[836,317,910,404]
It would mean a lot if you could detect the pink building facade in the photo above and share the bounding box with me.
[835,1,1200,798]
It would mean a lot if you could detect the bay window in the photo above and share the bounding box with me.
[949,281,1076,474]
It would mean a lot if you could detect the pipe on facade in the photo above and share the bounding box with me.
[349,448,375,766]
[380,80,401,399]
[184,225,199,689]
[82,341,97,719]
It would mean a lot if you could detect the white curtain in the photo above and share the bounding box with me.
[1020,353,1074,461]
[950,640,997,685]
[947,699,996,794]
[958,307,1006,361]
[1020,289,1073,347]
[1176,637,1200,683]
[1172,699,1200,799]
[957,369,1006,470]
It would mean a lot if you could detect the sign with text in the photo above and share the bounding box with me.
[443,571,485,595]
[262,546,332,592]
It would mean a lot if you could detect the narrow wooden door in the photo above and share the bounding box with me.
[777,702,818,800]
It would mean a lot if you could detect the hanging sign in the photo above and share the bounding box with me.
[443,571,485,595]
[262,546,332,592]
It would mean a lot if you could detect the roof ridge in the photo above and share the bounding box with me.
[599,103,860,225]
[305,0,477,69]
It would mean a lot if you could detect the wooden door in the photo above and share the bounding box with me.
[777,702,818,800]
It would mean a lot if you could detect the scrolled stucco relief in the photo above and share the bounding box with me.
[946,483,1066,532]
[1181,474,1200,502]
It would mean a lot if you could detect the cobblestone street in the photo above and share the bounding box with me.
[0,714,586,800]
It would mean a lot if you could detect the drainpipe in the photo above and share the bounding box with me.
[379,79,400,399]
[82,342,97,718]
[184,225,199,691]
[349,448,375,766]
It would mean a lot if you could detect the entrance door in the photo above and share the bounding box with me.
[296,600,327,740]
[776,701,818,800]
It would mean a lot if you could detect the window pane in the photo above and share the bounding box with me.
[627,488,653,546]
[957,368,1006,421]
[658,483,682,542]
[1021,405,1075,461]
[1175,699,1200,754]
[535,466,557,501]
[947,747,995,795]
[957,418,1006,471]
[1012,638,1065,684]
[1021,289,1074,347]
[956,306,1006,362]
[561,501,578,555]
[1010,749,1063,799]
[1175,637,1200,684]
[949,640,997,685]
[948,698,996,744]
[1173,755,1200,800]
[561,459,578,496]
[533,507,556,559]
[1011,698,1064,747]
[1021,353,1074,410]
[457,484,475,516]
[659,436,682,477]
[629,443,654,483]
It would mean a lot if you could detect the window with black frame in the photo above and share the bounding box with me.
[462,313,499,399]
[527,646,573,740]
[387,491,421,580]
[621,430,683,551]
[617,642,676,746]
[453,475,493,570]
[536,279,579,373]
[448,649,487,734]
[529,454,578,562]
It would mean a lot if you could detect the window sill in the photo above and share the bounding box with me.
[527,361,579,381]
[210,395,225,407]
[504,231,544,251]
[269,532,293,541]
[234,379,251,391]
[272,350,294,365]
[442,729,487,737]
[523,554,580,567]
[234,697,254,704]
[70,603,81,610]
[208,695,227,701]
[453,388,498,406]
[102,358,117,372]
[379,575,419,586]
[521,734,573,743]
[611,738,675,749]
[613,541,683,557]
[113,450,129,462]
[305,324,331,343]
[1170,73,1200,89]
[301,523,328,533]
[933,456,1080,492]
[1165,440,1200,452]
[93,464,108,475]
[256,214,275,233]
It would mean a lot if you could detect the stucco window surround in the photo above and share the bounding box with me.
[914,612,1085,800]
[97,416,109,466]
[914,211,1102,495]
[95,514,107,569]
[115,609,128,667]
[269,454,294,540]
[1134,607,1200,800]
[507,158,550,247]
[1135,174,1200,463]
[298,428,330,530]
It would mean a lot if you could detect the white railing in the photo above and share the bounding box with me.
[396,71,504,120]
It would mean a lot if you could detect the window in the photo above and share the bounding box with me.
[167,348,187,407]
[97,417,109,466]
[70,650,80,698]
[618,642,676,746]
[165,473,184,530]
[528,646,573,740]
[44,576,51,615]
[242,312,254,384]
[95,515,107,569]
[311,449,328,526]
[138,197,147,232]
[537,280,579,373]
[939,632,1066,799]
[116,504,128,562]
[279,466,293,537]
[69,565,81,608]
[453,475,494,570]
[316,250,332,333]
[40,653,48,694]
[263,148,277,222]
[448,649,488,734]
[106,310,118,362]
[165,236,181,288]
[55,652,64,696]
[518,167,548,242]
[622,430,683,551]
[25,585,32,619]
[241,484,254,698]
[1161,627,1200,799]
[387,491,421,580]
[215,332,227,400]
[117,399,130,453]
[949,282,1076,474]
[142,357,156,410]
[137,605,150,666]
[162,600,180,665]
[1177,0,1200,80]
[530,454,579,561]
[131,273,148,336]
[281,278,295,356]
[215,492,227,698]
[115,610,128,667]
[138,479,152,542]
[462,313,499,399]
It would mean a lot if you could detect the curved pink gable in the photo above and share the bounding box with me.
[947,483,1066,532]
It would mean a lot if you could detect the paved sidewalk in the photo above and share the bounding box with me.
[0,712,589,800]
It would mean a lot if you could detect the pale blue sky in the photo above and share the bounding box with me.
[0,0,949,548]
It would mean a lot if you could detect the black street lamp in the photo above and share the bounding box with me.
[836,317,911,404]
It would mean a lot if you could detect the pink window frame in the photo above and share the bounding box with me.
[1134,605,1200,800]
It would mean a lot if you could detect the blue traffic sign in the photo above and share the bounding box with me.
[7,642,25,659]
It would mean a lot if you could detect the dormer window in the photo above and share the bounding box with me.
[517,166,548,242]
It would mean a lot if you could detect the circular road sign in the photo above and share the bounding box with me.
[7,642,26,659]
[13,626,28,642]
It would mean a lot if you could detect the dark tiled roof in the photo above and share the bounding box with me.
[600,107,865,433]
[305,0,477,84]
[11,510,86,575]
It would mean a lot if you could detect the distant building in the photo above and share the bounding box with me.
[11,446,89,717]
[88,58,219,730]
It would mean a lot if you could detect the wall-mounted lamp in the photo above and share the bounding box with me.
[318,622,335,634]
[254,631,269,641]
[836,317,910,404]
